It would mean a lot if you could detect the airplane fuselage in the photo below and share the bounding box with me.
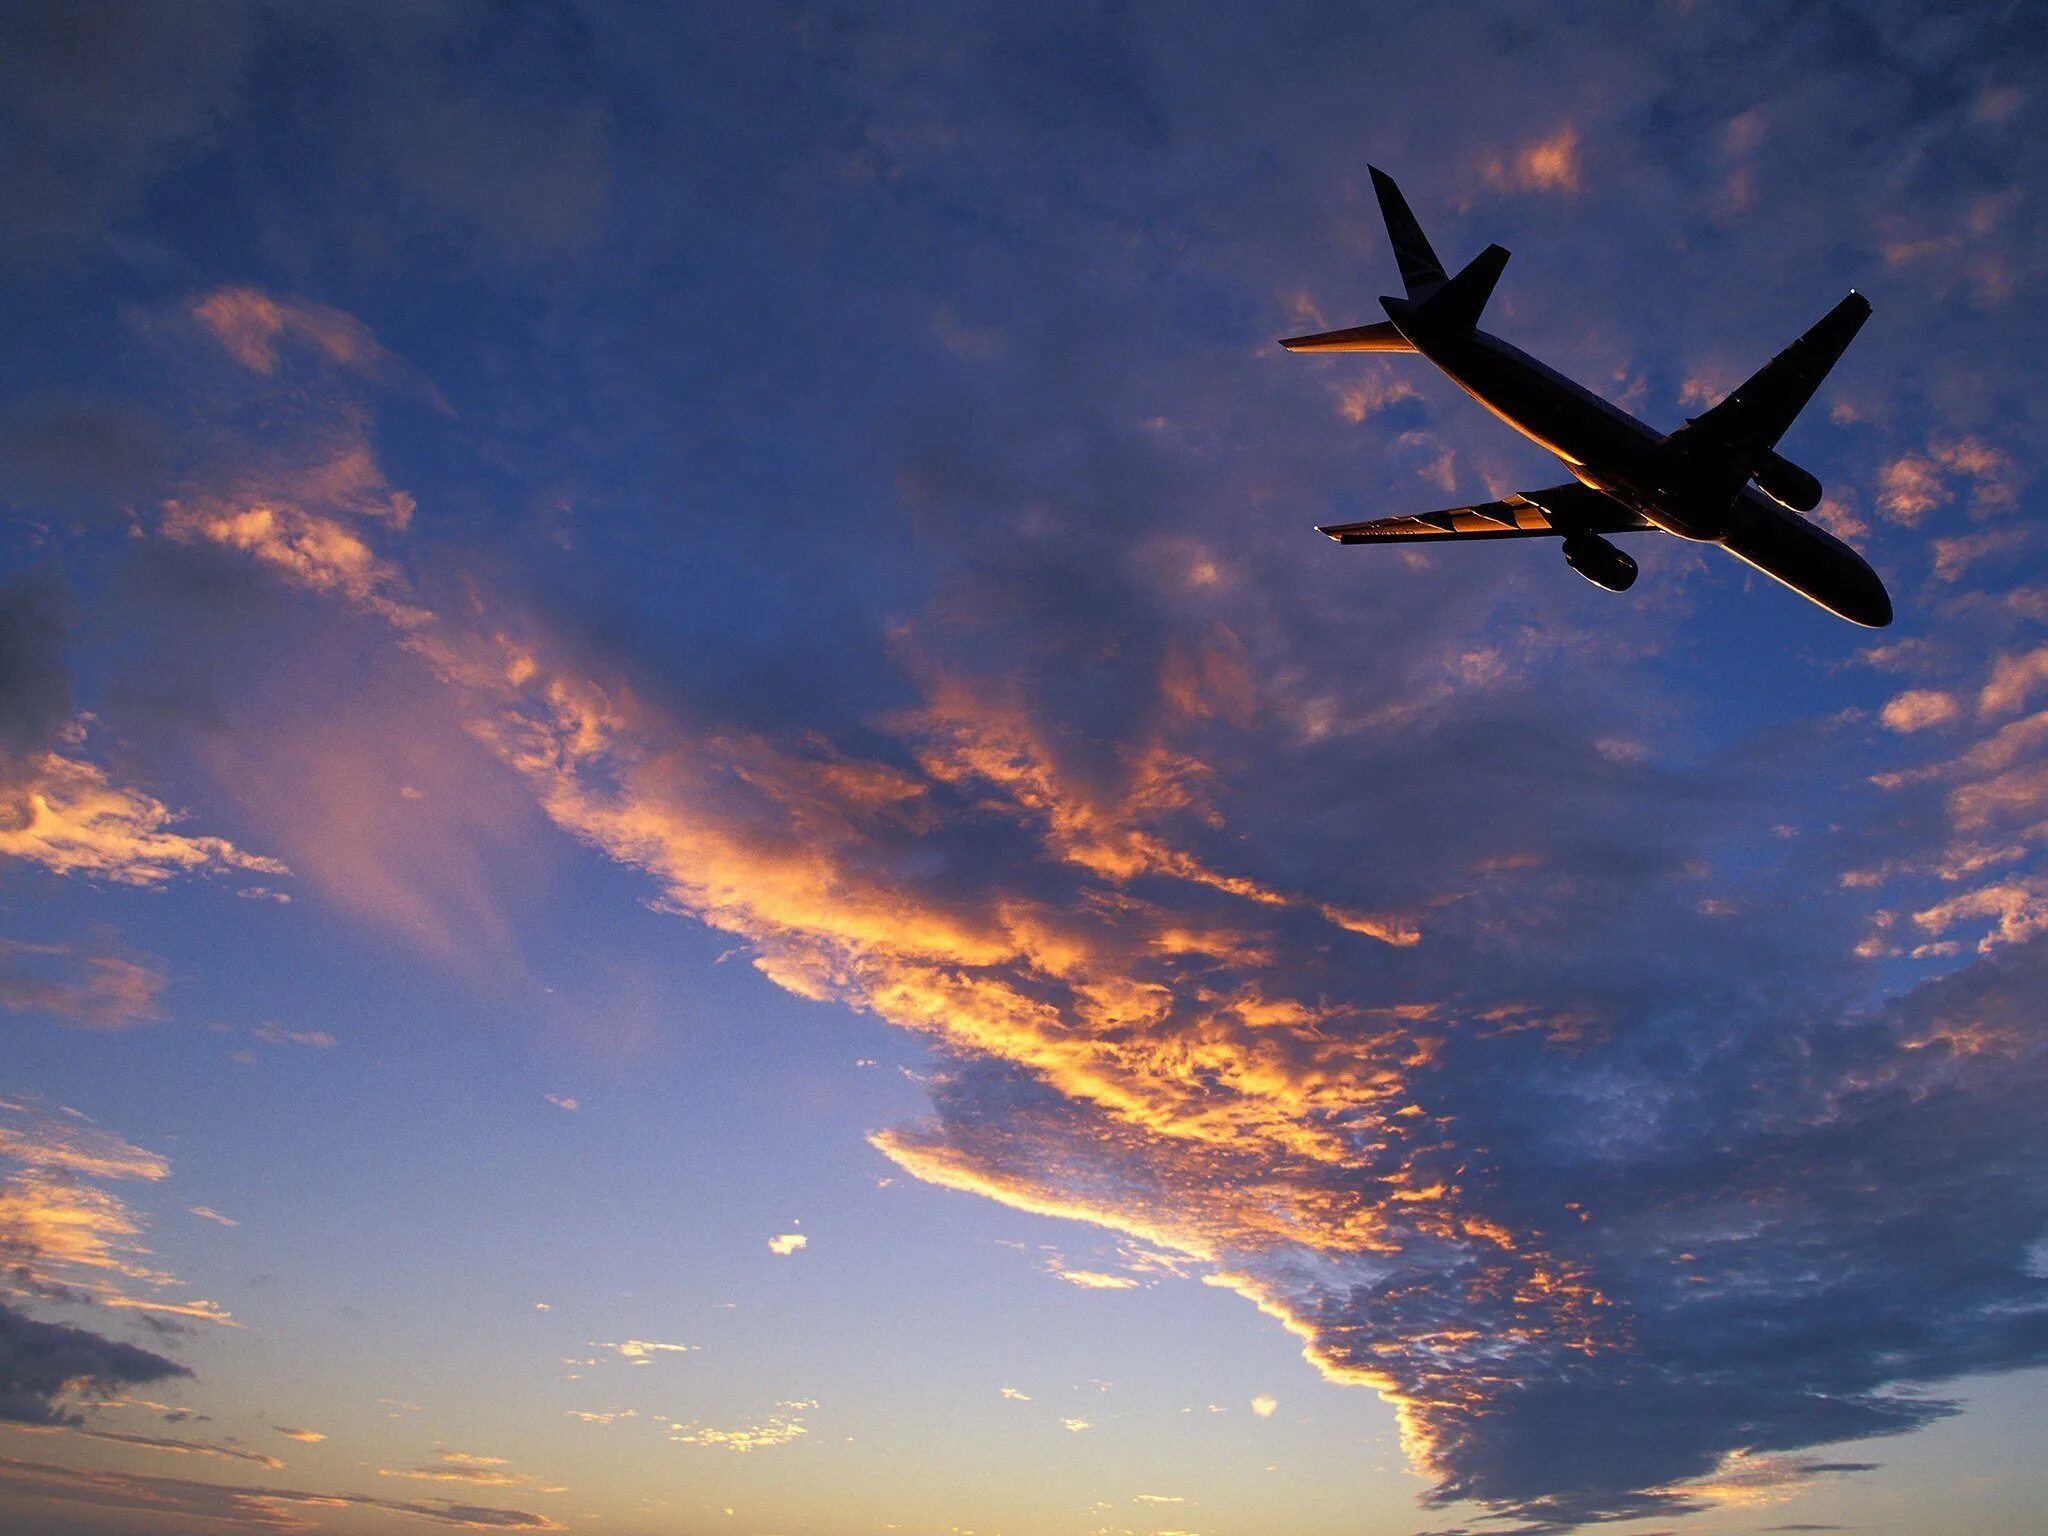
[1380,295,1892,627]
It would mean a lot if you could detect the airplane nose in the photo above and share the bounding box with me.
[1845,565,1893,628]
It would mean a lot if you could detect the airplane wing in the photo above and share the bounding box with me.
[1673,291,1871,457]
[1316,483,1652,544]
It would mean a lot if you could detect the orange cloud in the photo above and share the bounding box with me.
[1485,127,1582,194]
[0,1098,231,1326]
[1878,689,1959,733]
[0,751,286,887]
[148,284,1614,1508]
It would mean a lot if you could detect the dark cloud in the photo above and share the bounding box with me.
[0,1302,187,1426]
[0,568,71,761]
[0,0,254,258]
[0,400,172,524]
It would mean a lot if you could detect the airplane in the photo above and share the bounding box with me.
[1281,167,1892,627]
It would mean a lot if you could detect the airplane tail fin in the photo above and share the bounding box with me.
[1369,166,1448,300]
[1418,243,1510,331]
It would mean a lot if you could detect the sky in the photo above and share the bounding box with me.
[1,2,2045,1534]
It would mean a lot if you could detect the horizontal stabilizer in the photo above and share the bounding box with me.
[1419,243,1510,331]
[1278,320,1415,353]
[1369,165,1448,300]
[1317,482,1651,544]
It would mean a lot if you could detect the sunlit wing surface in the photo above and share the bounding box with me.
[1316,482,1653,544]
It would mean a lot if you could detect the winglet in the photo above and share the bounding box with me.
[1368,166,1448,300]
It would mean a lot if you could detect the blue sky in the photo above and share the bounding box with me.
[2,3,2046,1533]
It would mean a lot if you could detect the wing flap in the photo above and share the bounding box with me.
[1317,484,1650,544]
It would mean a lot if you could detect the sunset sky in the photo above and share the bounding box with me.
[3,4,2046,1534]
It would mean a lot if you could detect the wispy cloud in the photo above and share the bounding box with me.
[0,1452,564,1530]
[381,1451,564,1494]
[0,938,164,1030]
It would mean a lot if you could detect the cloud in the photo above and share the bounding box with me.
[188,1207,238,1228]
[273,1425,324,1443]
[0,2,253,258]
[0,400,171,524]
[1484,126,1583,194]
[251,1023,337,1049]
[1050,1266,1137,1290]
[89,44,2048,1518]
[588,1339,694,1364]
[18,1423,284,1469]
[767,1233,808,1257]
[1249,1394,1277,1417]
[381,1452,563,1494]
[1879,689,1960,733]
[0,1098,235,1330]
[0,937,164,1029]
[543,1095,577,1112]
[668,1401,812,1452]
[0,1451,565,1530]
[0,1305,186,1426]
[0,747,287,887]
[1875,437,2021,527]
[1979,646,2048,718]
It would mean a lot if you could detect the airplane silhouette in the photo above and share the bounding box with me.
[1283,167,1891,627]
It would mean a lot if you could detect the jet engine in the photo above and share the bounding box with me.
[1753,449,1823,513]
[1562,533,1639,592]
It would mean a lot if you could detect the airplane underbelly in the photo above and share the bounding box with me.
[1717,493,1893,627]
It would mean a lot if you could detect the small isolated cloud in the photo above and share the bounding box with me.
[273,1425,325,1443]
[1879,690,1960,733]
[1062,1416,1092,1433]
[187,1206,237,1227]
[767,1233,807,1256]
[668,1400,813,1452]
[1978,645,2048,718]
[543,1095,577,1112]
[1135,1493,1186,1504]
[1485,126,1582,193]
[1250,1395,1278,1418]
[251,1023,335,1049]
[589,1340,695,1365]
[1051,1267,1138,1290]
[564,1409,634,1425]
